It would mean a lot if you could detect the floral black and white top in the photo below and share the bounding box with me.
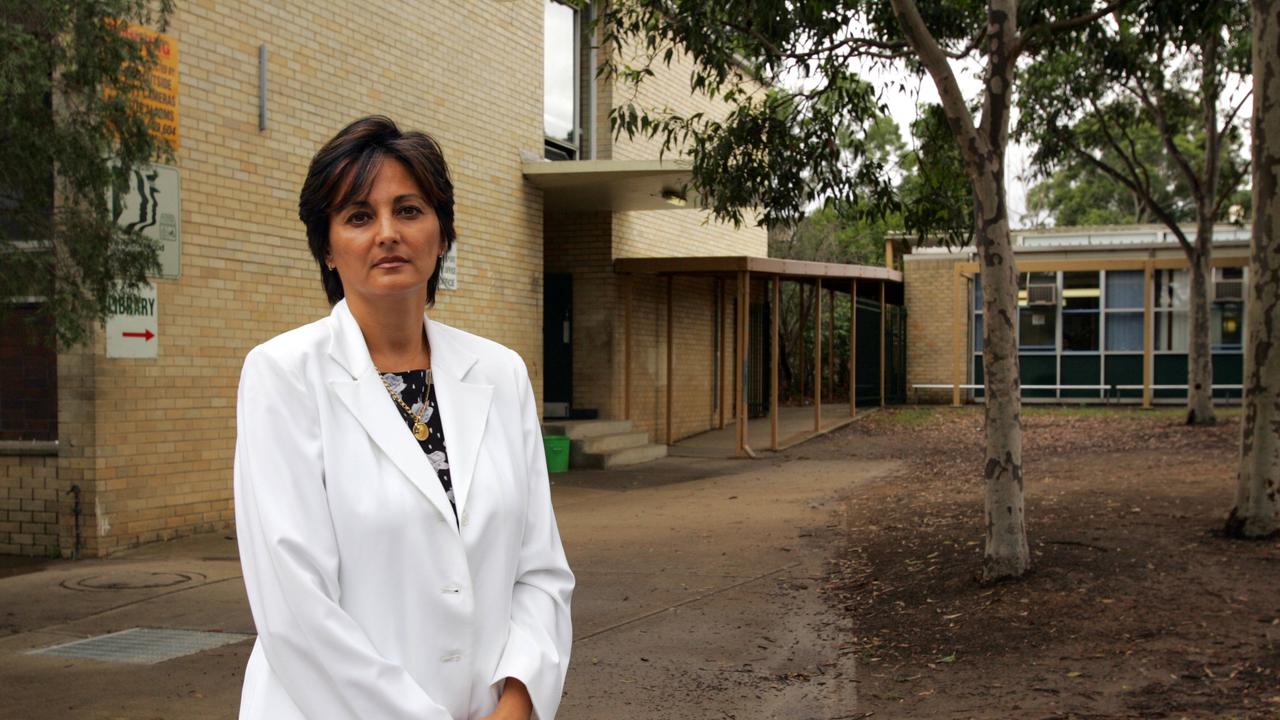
[381,369,455,520]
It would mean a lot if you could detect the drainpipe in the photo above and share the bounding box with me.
[587,1,597,160]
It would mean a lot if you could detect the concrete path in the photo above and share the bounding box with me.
[0,454,893,719]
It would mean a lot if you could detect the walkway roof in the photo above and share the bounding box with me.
[614,255,902,284]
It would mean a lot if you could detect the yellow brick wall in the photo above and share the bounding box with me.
[6,1,771,556]
[0,454,60,557]
[52,0,548,556]
[903,255,967,404]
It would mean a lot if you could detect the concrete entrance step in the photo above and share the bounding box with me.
[542,419,633,440]
[570,430,651,469]
[541,419,667,469]
[575,442,669,470]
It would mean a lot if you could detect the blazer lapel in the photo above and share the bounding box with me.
[426,318,492,521]
[325,301,457,525]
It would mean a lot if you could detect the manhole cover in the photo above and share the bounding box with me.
[61,570,205,591]
[28,628,254,664]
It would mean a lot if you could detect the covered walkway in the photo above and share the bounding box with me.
[615,256,903,457]
[669,403,867,457]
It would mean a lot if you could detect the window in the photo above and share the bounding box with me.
[0,304,57,441]
[1061,271,1099,352]
[1018,272,1057,350]
[543,0,579,160]
[1104,270,1143,352]
[1153,269,1189,352]
[972,274,982,353]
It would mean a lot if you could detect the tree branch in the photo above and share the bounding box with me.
[1084,95,1157,204]
[888,0,982,170]
[1017,0,1128,56]
[1200,27,1221,227]
[1128,76,1204,205]
[1068,143,1193,253]
[943,25,988,60]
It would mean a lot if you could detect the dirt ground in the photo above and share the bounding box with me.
[800,405,1280,719]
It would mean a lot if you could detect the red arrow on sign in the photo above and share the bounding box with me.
[122,329,155,341]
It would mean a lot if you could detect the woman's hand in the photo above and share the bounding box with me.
[479,677,533,720]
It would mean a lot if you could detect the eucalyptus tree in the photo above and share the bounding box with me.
[1024,115,1248,227]
[599,0,1122,580]
[1225,0,1280,539]
[1018,0,1251,425]
[1,0,174,347]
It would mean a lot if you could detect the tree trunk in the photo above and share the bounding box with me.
[976,176,1029,581]
[1225,0,1280,538]
[976,1,1029,582]
[1186,233,1217,425]
[892,0,1029,580]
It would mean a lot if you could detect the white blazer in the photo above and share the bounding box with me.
[234,299,574,720]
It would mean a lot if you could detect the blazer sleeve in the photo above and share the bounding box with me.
[489,353,575,720]
[234,347,453,720]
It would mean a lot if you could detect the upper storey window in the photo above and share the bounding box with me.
[544,0,579,160]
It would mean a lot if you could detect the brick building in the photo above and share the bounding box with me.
[904,225,1252,406]
[0,1,797,558]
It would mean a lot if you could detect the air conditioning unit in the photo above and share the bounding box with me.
[1027,284,1057,305]
[1214,280,1244,302]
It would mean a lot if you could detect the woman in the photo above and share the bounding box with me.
[234,116,574,720]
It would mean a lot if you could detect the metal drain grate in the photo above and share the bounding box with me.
[28,628,254,664]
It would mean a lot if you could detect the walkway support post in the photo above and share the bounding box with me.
[737,269,747,453]
[814,278,823,431]
[771,276,780,450]
[718,279,727,429]
[827,286,835,404]
[666,275,673,445]
[880,280,886,407]
[624,274,633,420]
[850,279,857,416]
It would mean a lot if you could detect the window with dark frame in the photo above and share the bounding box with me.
[0,305,57,442]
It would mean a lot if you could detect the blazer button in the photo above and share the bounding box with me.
[461,510,471,527]
[441,584,462,594]
[440,653,463,663]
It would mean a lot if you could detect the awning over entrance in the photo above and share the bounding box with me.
[614,255,904,458]
[522,159,699,212]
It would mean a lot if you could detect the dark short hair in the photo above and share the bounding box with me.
[298,115,456,306]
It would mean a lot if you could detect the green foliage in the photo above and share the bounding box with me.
[597,0,1112,237]
[1017,0,1251,233]
[899,104,972,249]
[1025,111,1251,227]
[1,0,174,347]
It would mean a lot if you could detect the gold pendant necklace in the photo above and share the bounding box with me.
[376,368,433,441]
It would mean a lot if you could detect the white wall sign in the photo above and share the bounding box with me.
[106,283,159,358]
[438,243,457,291]
[113,163,181,278]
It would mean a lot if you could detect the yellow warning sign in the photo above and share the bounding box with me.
[122,25,180,151]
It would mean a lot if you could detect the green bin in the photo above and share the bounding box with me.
[543,435,570,473]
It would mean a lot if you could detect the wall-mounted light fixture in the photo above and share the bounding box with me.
[660,188,687,207]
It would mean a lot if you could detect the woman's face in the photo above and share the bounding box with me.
[327,158,442,306]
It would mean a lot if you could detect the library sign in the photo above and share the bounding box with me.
[105,284,159,359]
